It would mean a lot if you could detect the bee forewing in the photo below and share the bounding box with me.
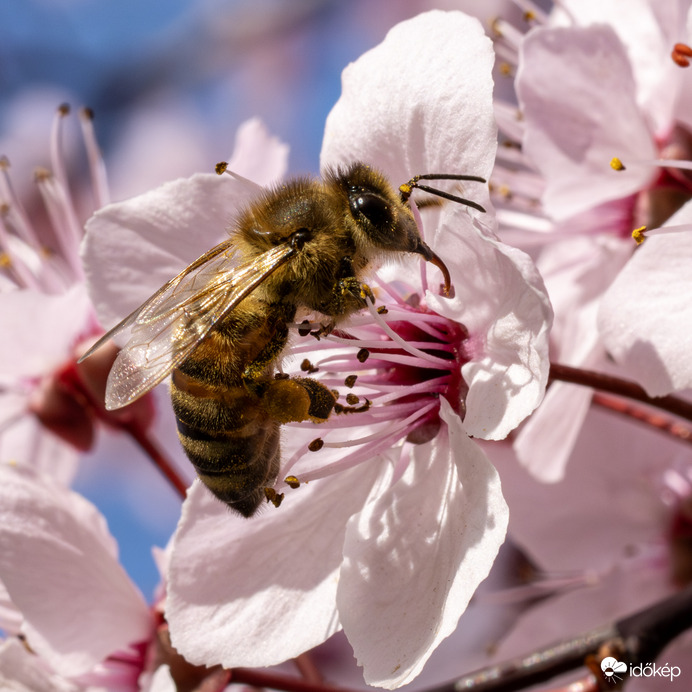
[103,242,297,409]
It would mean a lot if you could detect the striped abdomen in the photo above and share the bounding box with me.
[170,301,289,517]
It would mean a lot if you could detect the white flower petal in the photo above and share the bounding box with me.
[0,285,92,379]
[0,639,79,692]
[337,401,508,688]
[166,458,387,669]
[0,464,151,677]
[142,665,177,692]
[559,0,677,135]
[598,203,692,396]
[514,381,593,483]
[517,25,656,220]
[427,209,552,440]
[489,407,667,573]
[82,173,259,333]
[321,10,496,207]
[226,118,289,186]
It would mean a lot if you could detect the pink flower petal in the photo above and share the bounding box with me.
[514,381,593,483]
[166,458,387,669]
[226,118,289,186]
[0,285,92,379]
[337,401,508,688]
[427,209,552,440]
[598,203,692,396]
[321,10,496,211]
[517,25,656,220]
[82,172,261,333]
[0,638,78,692]
[0,464,151,677]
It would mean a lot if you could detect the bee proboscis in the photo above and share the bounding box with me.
[81,162,484,516]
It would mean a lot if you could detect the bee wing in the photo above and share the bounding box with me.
[92,241,296,410]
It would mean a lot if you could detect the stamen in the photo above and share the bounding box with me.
[287,401,426,429]
[511,0,549,24]
[612,156,692,173]
[0,216,40,290]
[79,108,110,208]
[319,403,437,450]
[631,223,691,245]
[215,161,263,192]
[363,299,453,366]
[490,17,526,51]
[297,402,438,483]
[371,273,407,306]
[672,43,692,67]
[50,104,71,191]
[324,333,453,354]
[0,156,41,249]
[34,169,84,281]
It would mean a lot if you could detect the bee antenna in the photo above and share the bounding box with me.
[399,173,487,213]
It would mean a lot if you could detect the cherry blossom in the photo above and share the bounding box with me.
[0,462,164,691]
[82,10,552,688]
[485,0,692,480]
[0,105,106,481]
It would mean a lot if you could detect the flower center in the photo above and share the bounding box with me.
[280,282,469,485]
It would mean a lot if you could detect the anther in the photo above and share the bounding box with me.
[215,161,229,175]
[610,157,626,171]
[308,438,324,452]
[344,375,358,388]
[672,43,692,67]
[284,476,301,489]
[300,359,319,373]
[357,348,370,363]
[264,488,284,508]
[632,226,647,245]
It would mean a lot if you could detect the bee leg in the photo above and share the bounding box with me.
[262,376,336,424]
[241,324,290,397]
[319,276,374,316]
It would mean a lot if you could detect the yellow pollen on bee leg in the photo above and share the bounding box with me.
[632,226,647,245]
[672,43,692,67]
[610,157,626,171]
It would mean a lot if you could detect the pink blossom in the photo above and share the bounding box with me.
[83,10,551,687]
[0,462,157,689]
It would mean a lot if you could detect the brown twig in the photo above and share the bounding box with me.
[549,363,692,446]
[549,363,692,422]
[231,668,361,692]
[592,393,692,446]
[425,585,692,692]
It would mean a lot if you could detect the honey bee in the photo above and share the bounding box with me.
[82,162,484,516]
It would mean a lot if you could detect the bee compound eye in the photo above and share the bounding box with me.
[349,191,390,227]
[290,228,312,250]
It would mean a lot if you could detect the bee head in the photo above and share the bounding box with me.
[333,163,451,295]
